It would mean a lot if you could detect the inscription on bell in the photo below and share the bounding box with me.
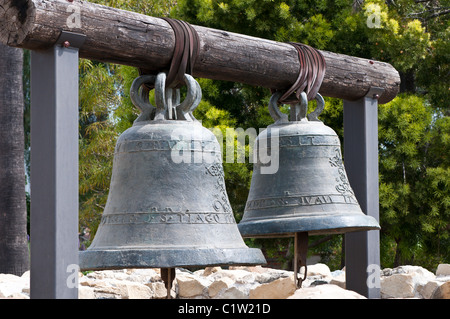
[115,139,219,154]
[101,210,236,225]
[245,193,358,211]
[258,134,340,148]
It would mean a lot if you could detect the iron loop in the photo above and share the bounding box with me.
[293,91,308,121]
[154,72,169,120]
[307,93,324,122]
[268,91,289,124]
[296,264,308,288]
[176,73,201,121]
[130,72,202,122]
[268,90,324,123]
[130,74,157,123]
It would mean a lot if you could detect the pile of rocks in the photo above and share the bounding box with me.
[1,263,449,299]
[380,264,450,299]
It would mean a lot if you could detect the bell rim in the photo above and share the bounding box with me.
[79,247,267,271]
[237,213,380,238]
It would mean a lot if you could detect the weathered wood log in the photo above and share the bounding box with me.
[0,0,400,103]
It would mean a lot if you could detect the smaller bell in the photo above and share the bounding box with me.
[238,92,380,237]
[238,91,380,286]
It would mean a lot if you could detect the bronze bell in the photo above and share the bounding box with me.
[237,91,380,286]
[79,73,266,292]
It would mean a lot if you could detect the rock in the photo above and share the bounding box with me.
[436,275,450,283]
[6,292,29,299]
[381,265,436,298]
[253,269,292,284]
[210,269,256,285]
[21,286,30,295]
[300,263,332,281]
[177,273,208,298]
[80,277,108,289]
[417,280,443,299]
[288,284,366,299]
[381,272,417,298]
[229,265,268,273]
[114,281,154,299]
[399,265,436,280]
[91,281,122,299]
[330,270,346,289]
[214,286,248,299]
[21,271,30,279]
[0,273,29,298]
[78,286,96,299]
[208,277,234,298]
[207,269,256,299]
[3,263,447,299]
[249,276,296,299]
[310,280,329,286]
[146,282,169,299]
[124,268,160,283]
[382,268,393,276]
[431,281,450,299]
[436,264,450,276]
[201,266,222,277]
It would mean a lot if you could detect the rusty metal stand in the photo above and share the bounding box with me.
[293,232,308,288]
[161,268,176,299]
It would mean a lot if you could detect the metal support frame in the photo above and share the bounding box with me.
[30,32,85,299]
[26,27,383,298]
[343,87,384,299]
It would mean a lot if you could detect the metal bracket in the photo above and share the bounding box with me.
[364,86,385,101]
[56,31,87,49]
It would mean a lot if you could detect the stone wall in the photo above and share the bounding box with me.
[1,263,449,299]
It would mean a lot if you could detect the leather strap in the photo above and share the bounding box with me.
[139,17,200,90]
[274,43,326,104]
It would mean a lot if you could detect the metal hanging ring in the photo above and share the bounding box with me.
[293,91,308,121]
[130,74,157,123]
[132,72,202,122]
[189,78,202,121]
[269,91,311,123]
[176,74,201,121]
[307,93,324,122]
[268,91,289,124]
[296,264,308,288]
[154,72,169,120]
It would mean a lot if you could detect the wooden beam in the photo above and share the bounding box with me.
[0,0,400,103]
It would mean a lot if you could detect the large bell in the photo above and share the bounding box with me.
[238,91,380,238]
[80,73,266,274]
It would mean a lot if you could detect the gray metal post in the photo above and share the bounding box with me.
[343,87,384,299]
[30,32,85,299]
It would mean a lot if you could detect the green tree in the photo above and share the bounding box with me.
[379,94,449,268]
[78,60,120,237]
